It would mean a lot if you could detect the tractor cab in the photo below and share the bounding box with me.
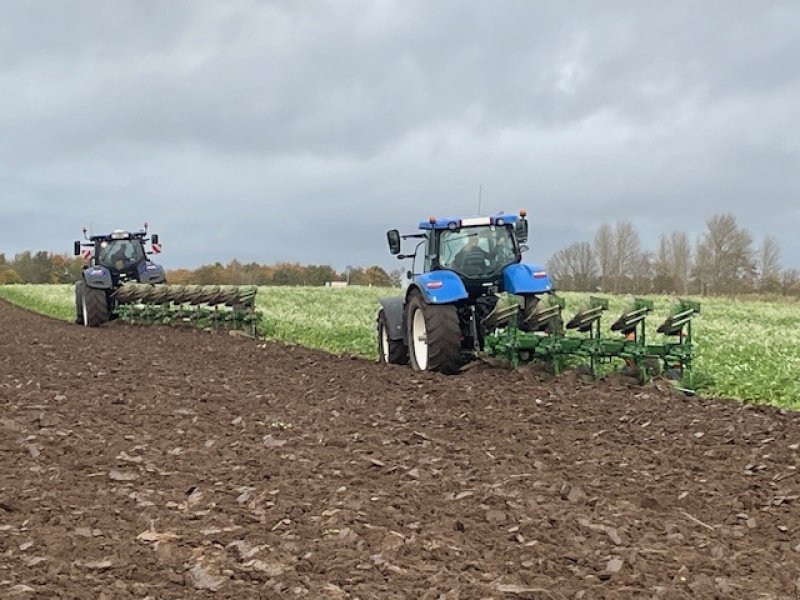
[387,212,536,298]
[437,223,516,278]
[421,216,527,296]
[75,228,163,287]
[96,234,146,271]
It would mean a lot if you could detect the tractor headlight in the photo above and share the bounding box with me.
[495,218,505,226]
[447,221,458,230]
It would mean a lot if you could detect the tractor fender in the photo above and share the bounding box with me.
[138,262,167,284]
[408,271,468,304]
[83,266,113,290]
[503,263,553,295]
[378,296,406,341]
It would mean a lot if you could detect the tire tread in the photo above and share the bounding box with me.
[83,285,110,327]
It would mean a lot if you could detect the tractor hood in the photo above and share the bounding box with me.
[137,262,166,284]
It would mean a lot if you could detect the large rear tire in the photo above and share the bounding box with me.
[81,285,110,327]
[377,309,408,365]
[406,293,461,374]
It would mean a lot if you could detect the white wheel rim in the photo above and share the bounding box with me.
[82,293,89,326]
[380,322,390,362]
[412,308,428,370]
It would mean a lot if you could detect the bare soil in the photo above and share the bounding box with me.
[1,299,799,599]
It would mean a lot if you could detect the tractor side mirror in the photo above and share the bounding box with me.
[73,241,81,256]
[515,219,529,244]
[387,230,401,255]
[151,234,160,245]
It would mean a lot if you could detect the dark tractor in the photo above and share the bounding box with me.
[377,210,555,373]
[73,225,166,326]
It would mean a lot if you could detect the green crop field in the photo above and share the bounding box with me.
[1,284,799,409]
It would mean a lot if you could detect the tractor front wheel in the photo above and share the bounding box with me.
[377,309,408,365]
[81,285,110,327]
[406,293,461,374]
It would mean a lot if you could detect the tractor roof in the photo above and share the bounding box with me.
[89,229,147,242]
[418,213,521,230]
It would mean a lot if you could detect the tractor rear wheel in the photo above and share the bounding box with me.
[81,285,110,327]
[377,309,408,365]
[406,293,461,374]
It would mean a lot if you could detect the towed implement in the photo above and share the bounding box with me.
[484,296,700,388]
[73,225,259,334]
[377,211,700,388]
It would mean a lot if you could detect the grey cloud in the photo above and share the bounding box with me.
[1,0,798,271]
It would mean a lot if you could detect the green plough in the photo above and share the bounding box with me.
[113,284,260,335]
[484,296,700,389]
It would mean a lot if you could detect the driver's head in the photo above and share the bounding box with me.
[476,229,492,245]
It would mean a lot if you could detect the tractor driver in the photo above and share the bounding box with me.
[491,232,515,265]
[108,242,134,266]
[453,231,491,275]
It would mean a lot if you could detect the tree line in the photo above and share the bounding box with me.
[0,252,85,284]
[0,252,401,287]
[4,213,796,296]
[166,261,399,287]
[546,213,799,296]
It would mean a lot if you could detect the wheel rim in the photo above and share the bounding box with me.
[82,293,89,326]
[380,322,390,363]
[412,307,428,370]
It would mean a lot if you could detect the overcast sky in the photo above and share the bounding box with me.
[1,0,798,271]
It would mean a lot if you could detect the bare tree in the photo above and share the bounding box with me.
[653,231,693,294]
[757,235,782,293]
[631,250,654,294]
[653,235,674,293]
[612,221,643,293]
[781,268,800,296]
[670,231,692,295]
[593,222,614,291]
[546,242,598,291]
[693,213,754,294]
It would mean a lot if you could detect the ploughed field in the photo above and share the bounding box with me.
[1,299,800,599]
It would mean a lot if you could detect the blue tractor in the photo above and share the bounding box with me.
[377,210,555,373]
[73,225,166,326]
